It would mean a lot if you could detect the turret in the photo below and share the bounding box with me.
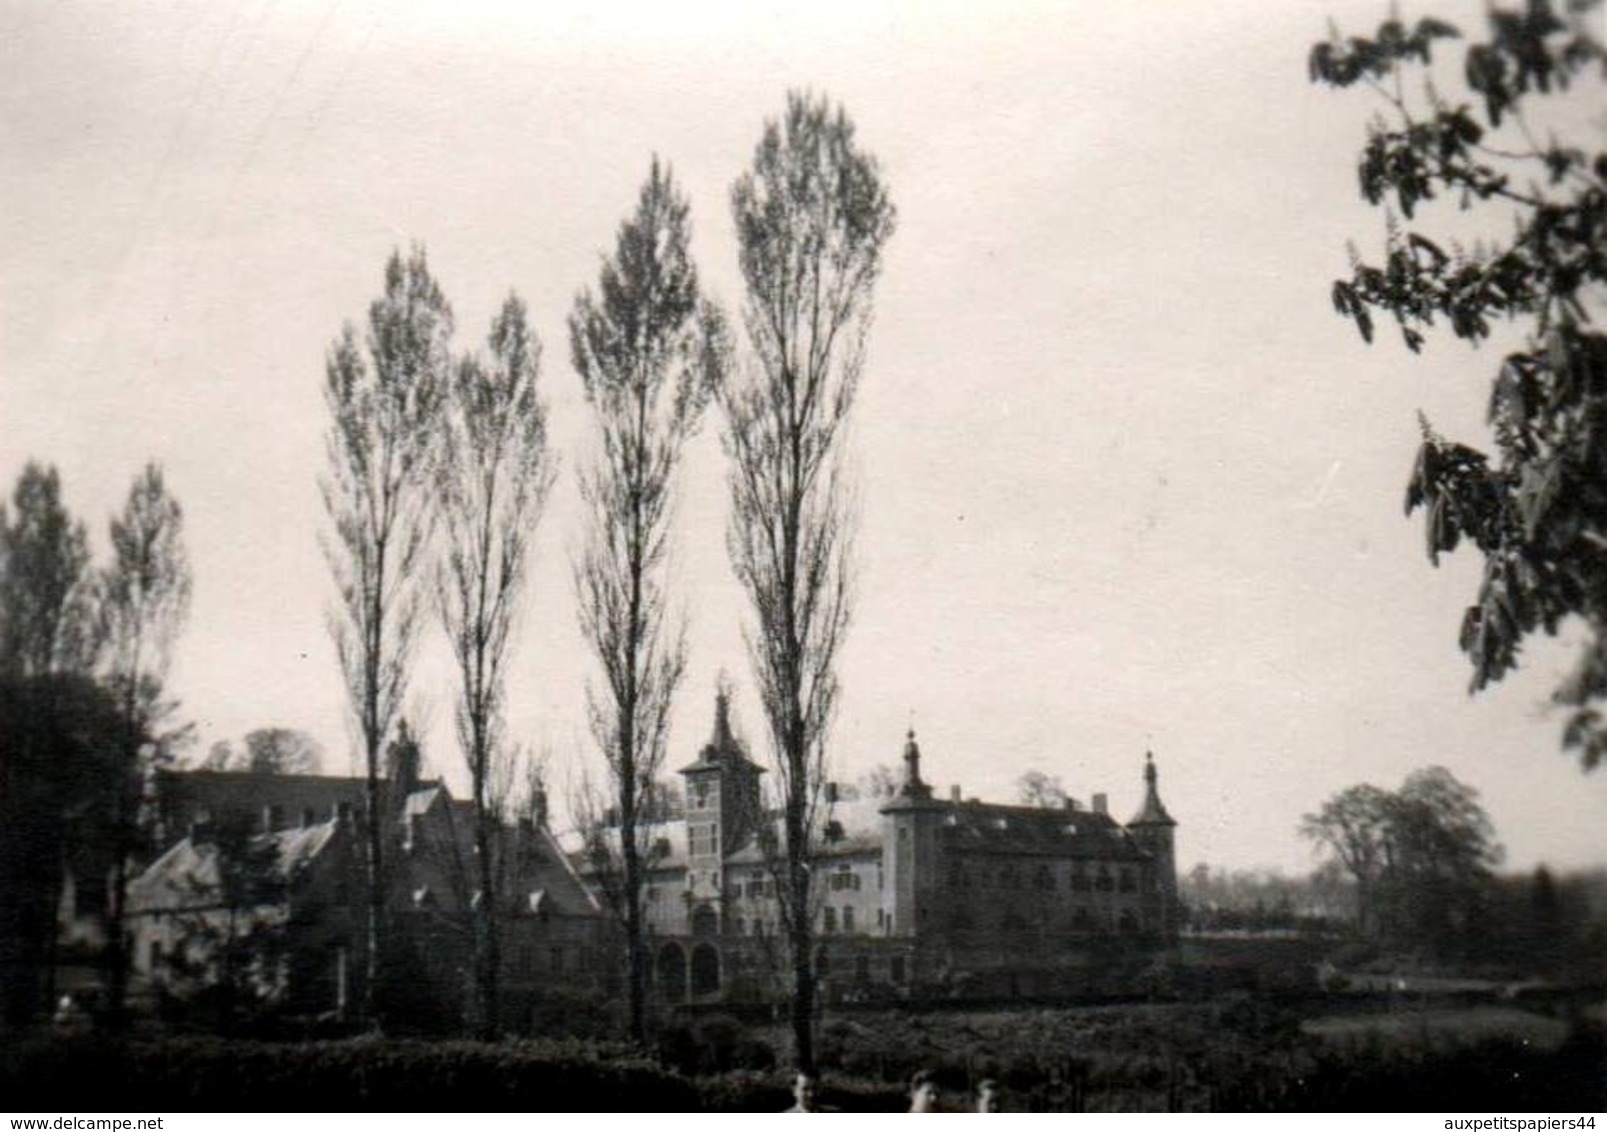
[1126,751,1179,938]
[899,729,933,801]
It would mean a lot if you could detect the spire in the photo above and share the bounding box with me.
[713,684,733,750]
[900,728,932,800]
[1130,750,1175,827]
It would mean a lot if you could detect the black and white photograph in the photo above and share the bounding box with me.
[1,0,1604,1115]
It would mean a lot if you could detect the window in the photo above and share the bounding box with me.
[890,956,906,982]
[842,906,855,933]
[822,906,837,934]
[689,823,718,857]
[855,955,870,982]
[1119,868,1136,894]
[690,781,712,810]
[1071,868,1090,893]
[1095,867,1114,893]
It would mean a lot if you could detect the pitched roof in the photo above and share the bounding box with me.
[129,818,343,912]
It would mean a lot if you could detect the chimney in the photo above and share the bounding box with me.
[950,784,961,803]
[825,781,839,804]
[1092,793,1108,815]
[386,720,421,798]
[530,778,549,829]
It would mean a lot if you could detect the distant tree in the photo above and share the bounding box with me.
[1310,2,1607,769]
[1016,769,1069,809]
[320,246,451,1022]
[96,462,193,1025]
[1301,766,1502,952]
[0,462,95,679]
[720,91,896,1073]
[856,763,901,800]
[435,292,553,1039]
[200,729,323,775]
[1299,782,1395,937]
[570,158,724,1046]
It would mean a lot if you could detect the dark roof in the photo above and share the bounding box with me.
[935,801,1150,861]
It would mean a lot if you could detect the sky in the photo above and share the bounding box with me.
[3,0,1603,876]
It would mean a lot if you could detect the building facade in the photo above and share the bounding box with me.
[128,728,604,1023]
[579,693,1180,1005]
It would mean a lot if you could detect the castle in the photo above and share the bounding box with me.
[122,693,1180,1016]
[577,692,1180,1004]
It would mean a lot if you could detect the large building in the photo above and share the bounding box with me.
[579,692,1180,1005]
[127,727,604,1024]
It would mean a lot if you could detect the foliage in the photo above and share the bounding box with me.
[320,245,452,1021]
[147,817,290,1033]
[1311,0,1607,768]
[1016,769,1069,808]
[96,462,193,1025]
[0,1035,699,1111]
[569,157,724,1045]
[720,89,896,1072]
[0,462,95,679]
[0,673,127,1024]
[201,728,324,775]
[1301,766,1502,952]
[434,291,553,1038]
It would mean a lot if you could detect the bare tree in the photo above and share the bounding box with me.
[320,246,451,1024]
[97,462,193,1025]
[435,292,552,1038]
[720,91,895,1072]
[570,157,724,1046]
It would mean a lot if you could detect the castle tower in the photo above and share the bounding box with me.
[1126,751,1179,938]
[679,688,763,931]
[881,728,943,943]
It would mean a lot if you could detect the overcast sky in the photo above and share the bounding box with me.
[4,0,1603,875]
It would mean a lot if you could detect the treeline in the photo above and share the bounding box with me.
[3,90,896,1071]
[0,462,192,1026]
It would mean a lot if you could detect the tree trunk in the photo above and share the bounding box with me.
[362,744,383,1028]
[622,832,647,1046]
[789,868,815,1073]
[474,807,499,1039]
